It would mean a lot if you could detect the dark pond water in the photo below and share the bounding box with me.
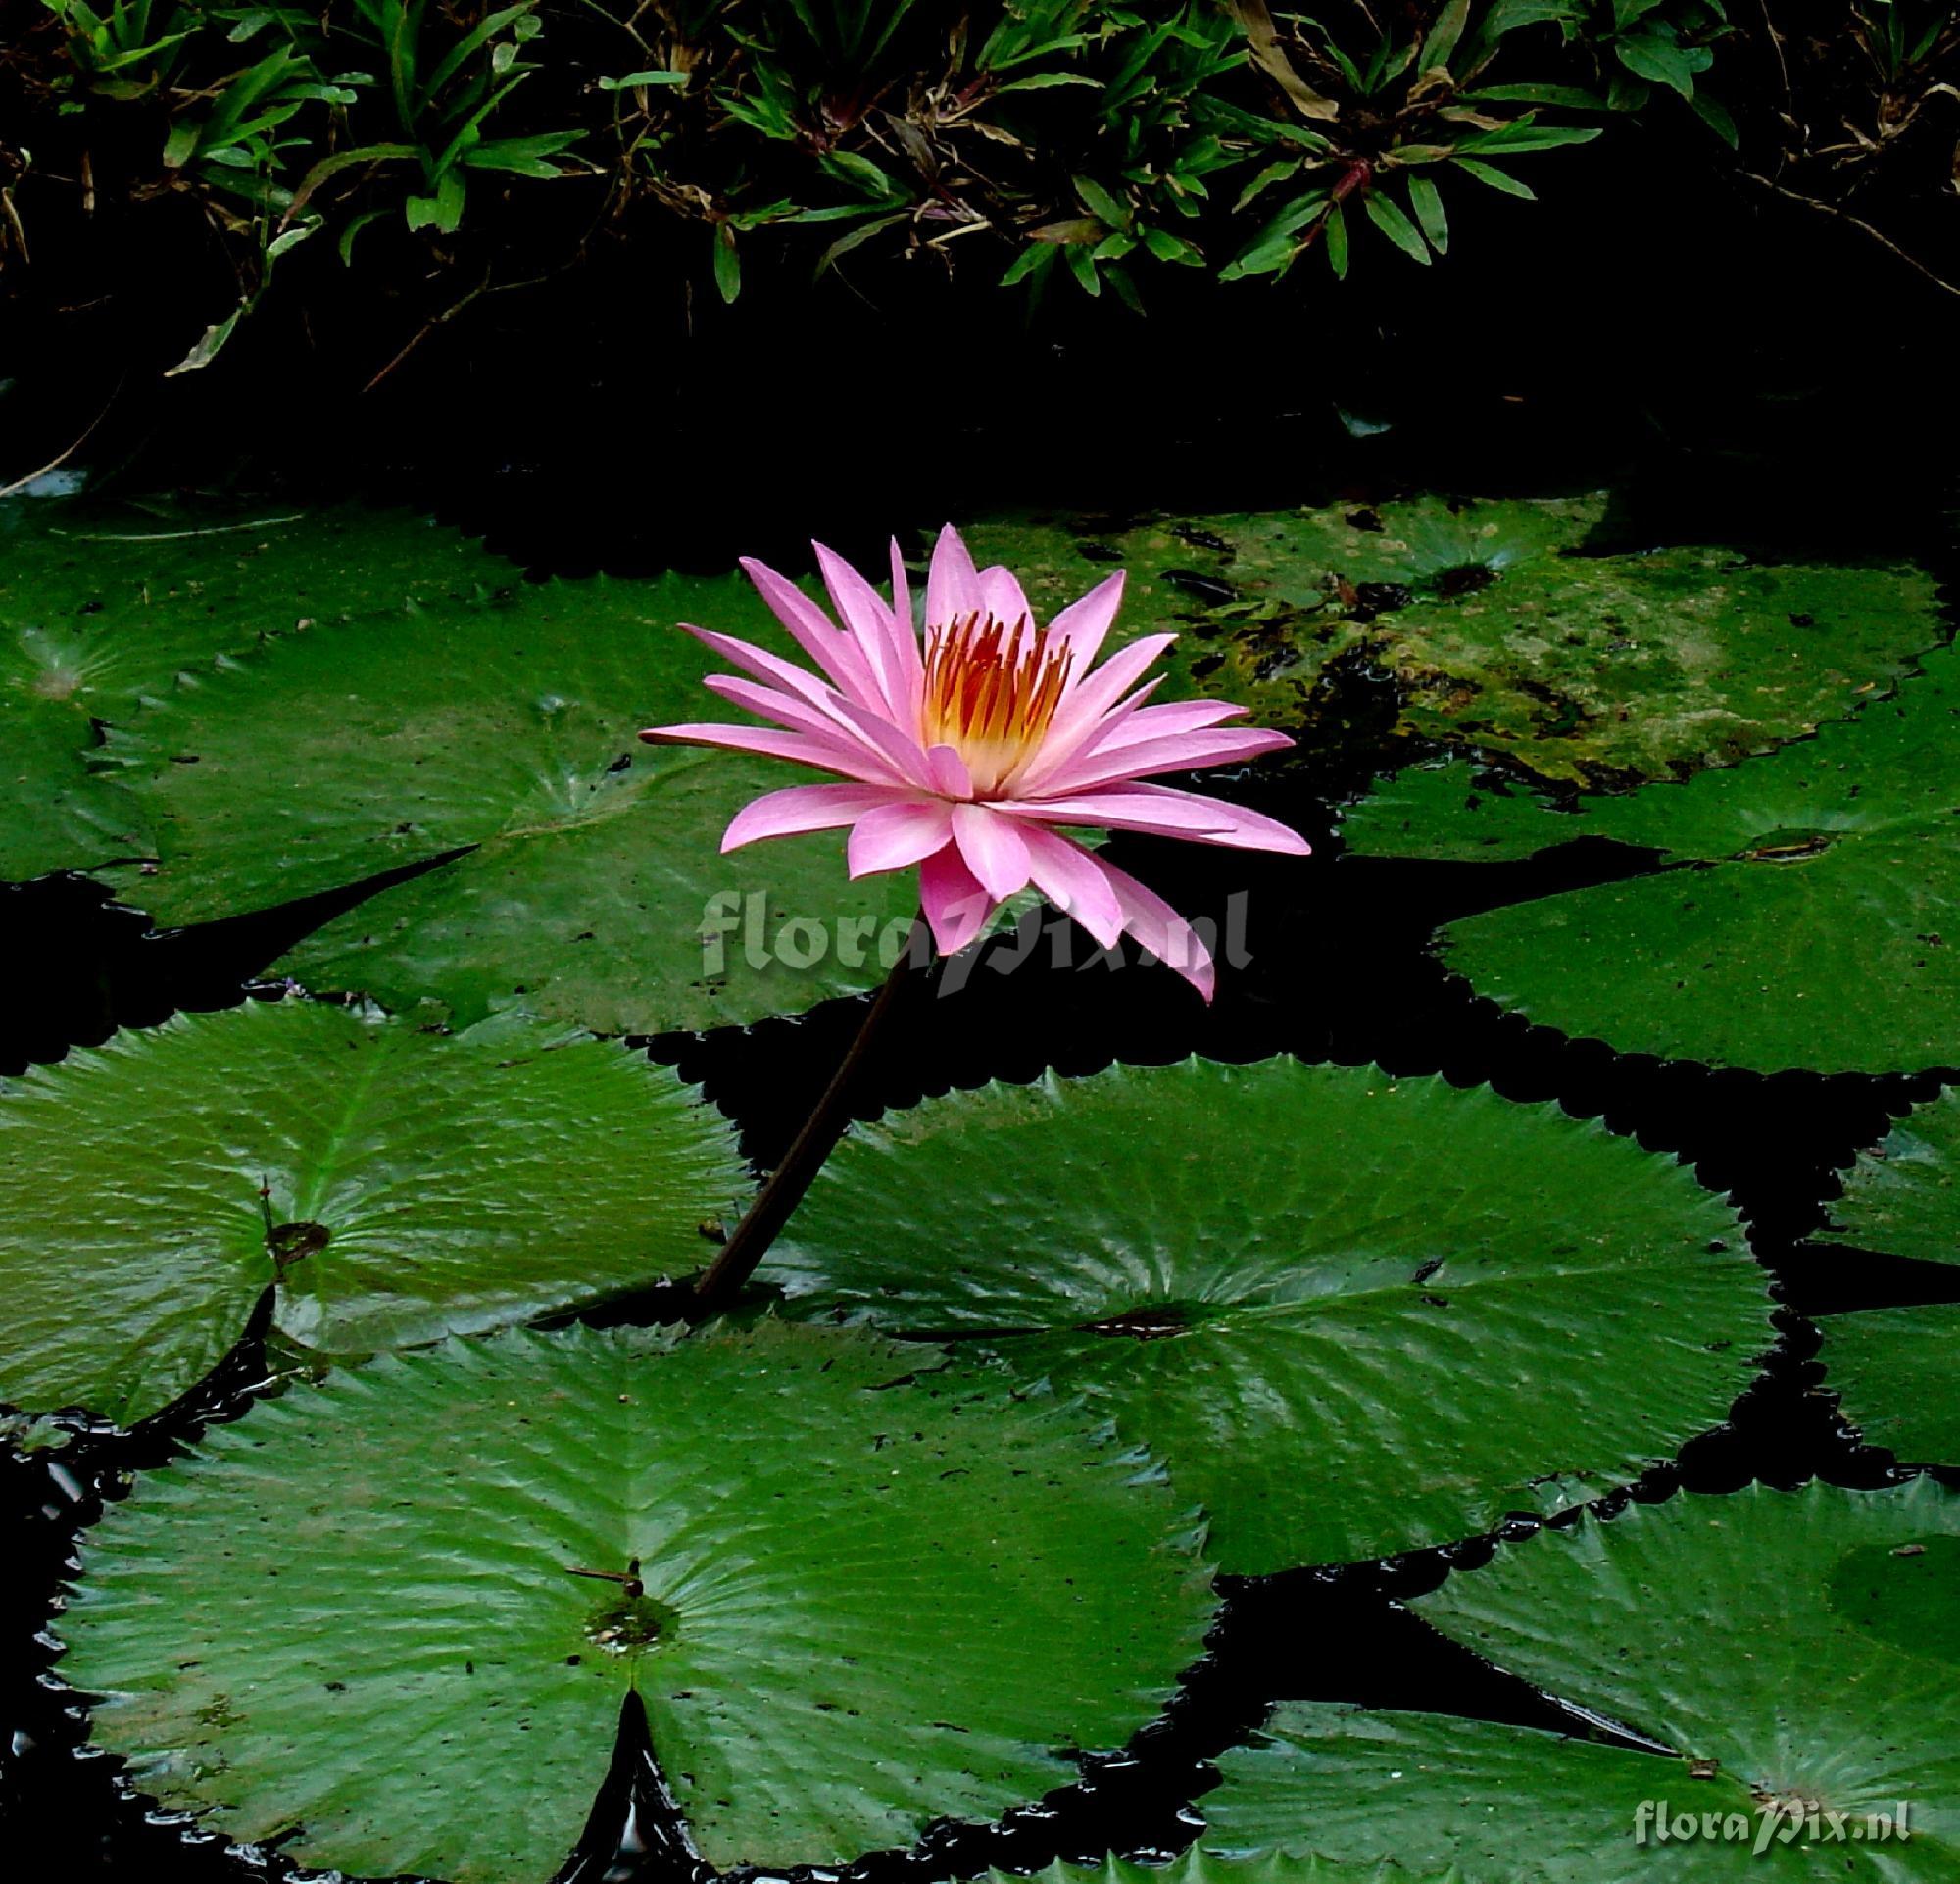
[6,408,1960,1883]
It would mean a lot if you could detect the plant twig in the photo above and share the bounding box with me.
[361,274,493,394]
[692,917,926,1313]
[0,378,121,499]
[1737,169,1960,300]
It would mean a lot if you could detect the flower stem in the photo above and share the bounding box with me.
[691,917,925,1314]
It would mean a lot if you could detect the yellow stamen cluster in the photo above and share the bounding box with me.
[920,611,1072,795]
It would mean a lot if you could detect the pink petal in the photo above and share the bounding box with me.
[1015,674,1164,787]
[847,799,954,877]
[952,802,1034,903]
[888,537,924,720]
[925,742,975,801]
[1080,697,1248,755]
[1109,782,1312,854]
[701,675,918,787]
[682,623,843,715]
[722,783,904,851]
[706,672,941,792]
[1048,570,1125,670]
[925,524,983,627]
[1008,781,1309,852]
[639,721,904,789]
[1006,788,1245,841]
[820,694,938,792]
[1025,633,1179,787]
[889,538,915,635]
[1099,855,1215,1002]
[739,555,883,709]
[979,565,1034,633]
[701,672,847,736]
[1041,727,1297,797]
[814,541,906,719]
[1020,826,1124,948]
[919,840,996,955]
[1035,780,1309,855]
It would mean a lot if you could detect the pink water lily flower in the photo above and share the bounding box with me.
[639,524,1309,999]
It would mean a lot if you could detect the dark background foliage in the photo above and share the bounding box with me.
[0,0,1957,524]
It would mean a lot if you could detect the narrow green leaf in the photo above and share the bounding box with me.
[1615,30,1712,99]
[999,240,1050,286]
[1323,199,1348,277]
[1456,117,1603,152]
[1363,189,1432,264]
[1420,0,1471,73]
[995,71,1098,92]
[1103,259,1145,314]
[1691,88,1739,146]
[822,148,899,197]
[1142,225,1203,265]
[1074,174,1130,230]
[1233,156,1299,213]
[597,69,688,89]
[1453,154,1537,198]
[1406,174,1448,253]
[711,223,740,302]
[1461,82,1609,108]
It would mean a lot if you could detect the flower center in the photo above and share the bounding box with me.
[920,611,1072,796]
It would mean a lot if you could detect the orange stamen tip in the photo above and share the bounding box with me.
[920,610,1073,795]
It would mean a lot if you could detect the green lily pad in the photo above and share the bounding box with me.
[0,998,748,1424]
[1344,643,1960,1073]
[94,552,916,1032]
[1211,1706,1767,1881]
[768,1058,1767,1575]
[1820,1307,1960,1467]
[61,1319,1215,1881]
[1204,1480,1960,1879]
[1338,759,1603,863]
[1817,1091,1960,1266]
[990,1854,1441,1884]
[964,500,1940,789]
[0,498,515,882]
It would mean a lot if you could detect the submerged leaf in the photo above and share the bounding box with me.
[62,1320,1215,1879]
